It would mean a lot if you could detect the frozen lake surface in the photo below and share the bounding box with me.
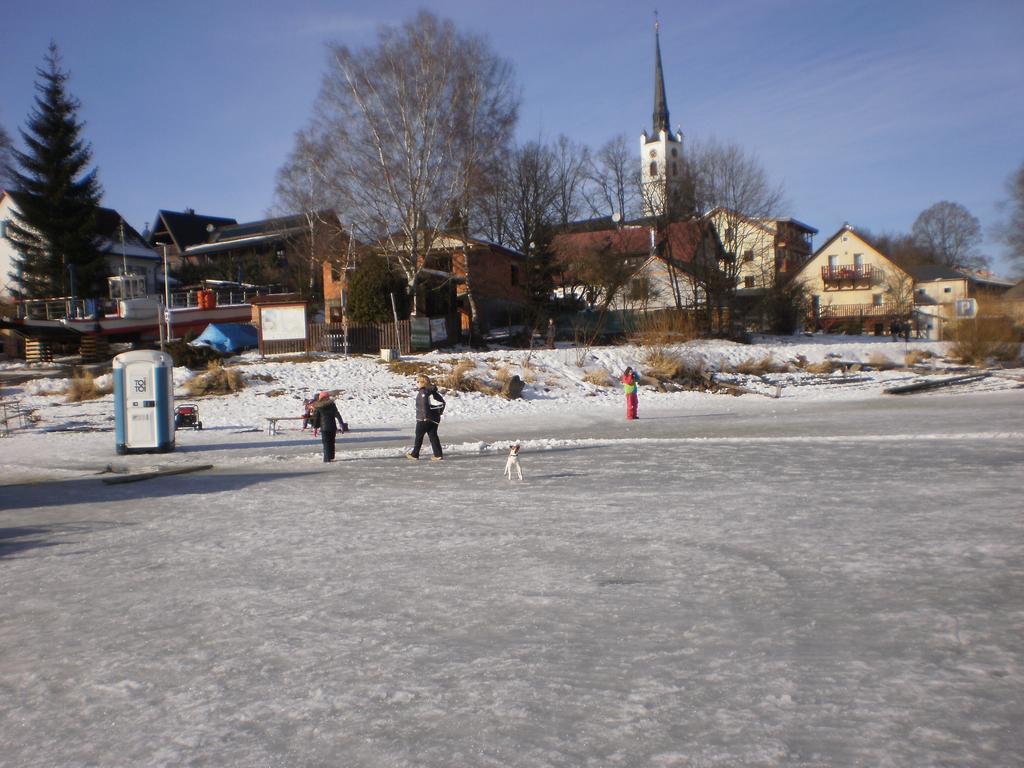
[2,390,1023,766]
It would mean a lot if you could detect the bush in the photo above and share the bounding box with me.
[185,361,246,396]
[347,255,409,324]
[65,371,112,402]
[950,317,1021,365]
[166,339,223,370]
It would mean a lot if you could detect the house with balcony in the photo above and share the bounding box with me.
[794,224,914,334]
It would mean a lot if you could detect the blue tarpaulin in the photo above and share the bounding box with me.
[189,323,258,354]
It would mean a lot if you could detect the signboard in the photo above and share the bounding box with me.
[260,305,307,341]
[429,317,447,344]
[410,316,431,351]
[954,298,978,319]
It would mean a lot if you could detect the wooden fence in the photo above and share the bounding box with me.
[260,320,411,356]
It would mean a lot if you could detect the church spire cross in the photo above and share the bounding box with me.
[652,16,670,135]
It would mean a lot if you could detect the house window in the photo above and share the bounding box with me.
[671,148,677,157]
[828,255,838,269]
[743,276,755,289]
[943,287,952,293]
[854,253,863,268]
[649,161,658,177]
[330,265,341,281]
[630,277,648,300]
[872,294,882,306]
[743,249,754,262]
[510,264,520,286]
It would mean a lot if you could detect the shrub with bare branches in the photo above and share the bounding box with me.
[951,317,1021,365]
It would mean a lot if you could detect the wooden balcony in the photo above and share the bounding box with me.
[821,264,875,285]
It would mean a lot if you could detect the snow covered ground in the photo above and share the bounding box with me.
[2,336,1023,766]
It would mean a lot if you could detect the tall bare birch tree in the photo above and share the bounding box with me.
[284,11,518,314]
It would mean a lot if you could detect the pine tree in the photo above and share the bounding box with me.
[6,43,104,299]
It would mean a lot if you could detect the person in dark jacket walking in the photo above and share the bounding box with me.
[406,375,446,461]
[310,390,348,462]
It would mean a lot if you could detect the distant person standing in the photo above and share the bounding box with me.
[889,319,900,342]
[621,367,639,420]
[406,375,446,461]
[546,318,556,349]
[310,390,348,462]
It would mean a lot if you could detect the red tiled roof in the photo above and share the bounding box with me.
[551,220,703,264]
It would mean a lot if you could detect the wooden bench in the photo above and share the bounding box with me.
[265,416,308,435]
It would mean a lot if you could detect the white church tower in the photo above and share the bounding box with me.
[640,20,684,218]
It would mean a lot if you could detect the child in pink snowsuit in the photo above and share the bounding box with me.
[621,367,639,420]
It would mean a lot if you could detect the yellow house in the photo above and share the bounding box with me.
[708,209,817,290]
[794,225,913,334]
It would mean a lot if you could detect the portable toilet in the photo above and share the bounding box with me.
[113,350,175,454]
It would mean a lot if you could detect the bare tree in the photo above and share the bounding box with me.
[274,128,351,297]
[880,264,916,321]
[584,134,640,220]
[995,160,1024,274]
[286,10,518,313]
[551,135,589,227]
[911,200,985,270]
[689,139,785,330]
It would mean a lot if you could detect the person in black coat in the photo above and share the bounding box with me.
[310,390,348,462]
[406,375,446,461]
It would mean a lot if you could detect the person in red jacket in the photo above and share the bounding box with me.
[621,366,639,420]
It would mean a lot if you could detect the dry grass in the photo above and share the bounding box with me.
[387,359,443,379]
[904,349,933,366]
[641,348,709,388]
[950,317,1021,365]
[729,355,785,376]
[185,361,246,396]
[629,310,699,347]
[65,372,112,402]
[583,367,613,387]
[439,359,500,395]
[641,348,688,380]
[805,359,837,374]
[866,352,898,370]
[519,355,538,384]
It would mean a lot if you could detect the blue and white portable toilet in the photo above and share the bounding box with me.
[113,350,175,454]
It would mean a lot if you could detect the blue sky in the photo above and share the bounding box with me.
[2,0,1022,275]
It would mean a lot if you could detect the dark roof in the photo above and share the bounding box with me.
[95,207,148,248]
[905,264,965,282]
[149,210,238,250]
[209,211,334,243]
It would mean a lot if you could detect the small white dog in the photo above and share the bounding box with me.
[503,443,523,480]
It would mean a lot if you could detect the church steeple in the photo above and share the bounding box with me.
[652,19,670,136]
[640,16,683,218]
